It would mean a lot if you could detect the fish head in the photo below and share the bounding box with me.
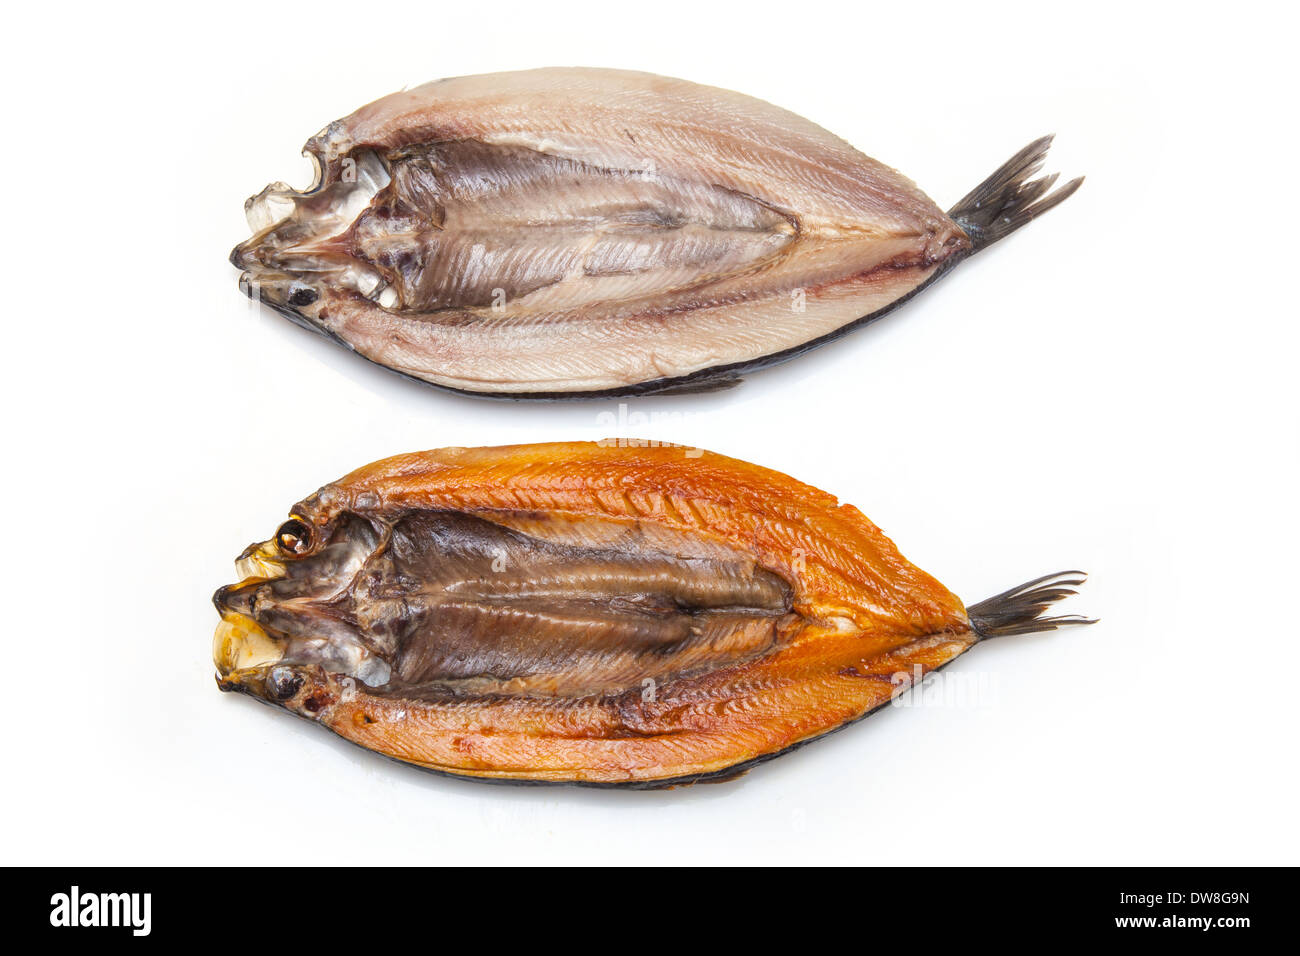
[230,145,394,324]
[212,507,391,713]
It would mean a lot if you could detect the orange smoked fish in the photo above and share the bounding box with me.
[213,442,1093,786]
[230,68,1081,397]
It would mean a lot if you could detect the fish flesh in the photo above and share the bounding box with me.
[231,68,1082,397]
[213,442,1094,786]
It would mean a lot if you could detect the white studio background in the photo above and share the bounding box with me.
[2,1,1295,865]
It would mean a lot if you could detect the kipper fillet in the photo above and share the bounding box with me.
[231,68,1081,397]
[213,442,1094,786]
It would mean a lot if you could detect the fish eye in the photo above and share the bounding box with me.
[276,518,313,556]
[268,666,304,701]
[288,287,318,307]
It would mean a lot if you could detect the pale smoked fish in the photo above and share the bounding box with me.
[231,68,1081,397]
[213,443,1094,786]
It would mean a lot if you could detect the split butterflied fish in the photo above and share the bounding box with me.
[213,442,1094,786]
[231,68,1081,398]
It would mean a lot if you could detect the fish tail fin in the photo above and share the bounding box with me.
[967,570,1096,639]
[948,135,1083,252]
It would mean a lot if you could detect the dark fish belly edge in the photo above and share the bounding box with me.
[221,649,967,789]
[255,259,960,401]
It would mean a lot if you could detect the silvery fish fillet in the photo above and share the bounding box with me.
[231,68,1082,397]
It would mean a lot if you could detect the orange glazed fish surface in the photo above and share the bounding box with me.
[213,442,1092,786]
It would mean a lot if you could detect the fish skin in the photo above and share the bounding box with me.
[232,68,1073,397]
[212,443,1094,786]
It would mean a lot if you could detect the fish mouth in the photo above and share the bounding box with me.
[213,606,284,687]
[232,148,395,314]
[212,561,289,688]
[212,560,393,694]
[213,539,289,687]
[233,539,287,582]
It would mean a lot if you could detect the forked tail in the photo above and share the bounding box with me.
[967,570,1096,639]
[949,136,1083,252]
